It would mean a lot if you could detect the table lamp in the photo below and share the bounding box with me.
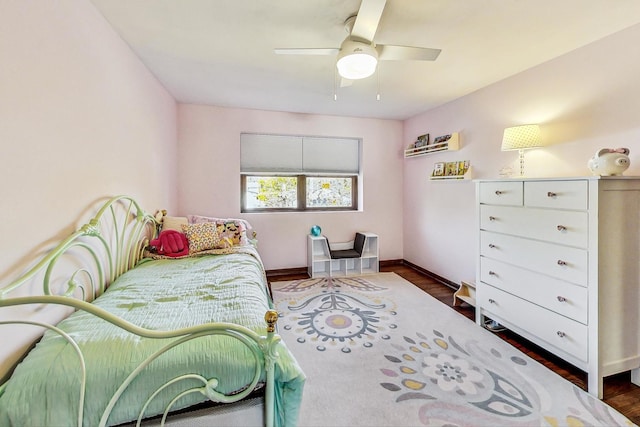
[501,124,542,177]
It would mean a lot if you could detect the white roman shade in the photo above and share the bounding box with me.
[240,133,360,174]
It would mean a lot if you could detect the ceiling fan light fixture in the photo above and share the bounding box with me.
[336,39,378,80]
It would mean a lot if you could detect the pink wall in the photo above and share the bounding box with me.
[403,23,640,286]
[0,0,177,375]
[177,104,404,270]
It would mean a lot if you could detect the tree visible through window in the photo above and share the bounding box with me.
[306,177,354,208]
[245,176,297,209]
[242,175,356,211]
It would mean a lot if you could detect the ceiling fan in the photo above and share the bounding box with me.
[274,0,441,83]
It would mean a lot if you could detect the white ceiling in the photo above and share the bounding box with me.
[90,0,640,120]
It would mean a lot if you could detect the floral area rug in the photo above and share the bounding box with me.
[271,273,635,427]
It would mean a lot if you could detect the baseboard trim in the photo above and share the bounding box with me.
[400,260,458,290]
[265,266,308,278]
[380,259,404,268]
[265,259,457,291]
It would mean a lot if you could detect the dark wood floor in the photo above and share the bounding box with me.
[267,263,640,425]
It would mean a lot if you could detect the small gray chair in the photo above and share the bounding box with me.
[326,232,366,259]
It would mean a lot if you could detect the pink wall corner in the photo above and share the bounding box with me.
[177,104,404,270]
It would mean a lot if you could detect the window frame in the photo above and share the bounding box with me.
[241,174,358,213]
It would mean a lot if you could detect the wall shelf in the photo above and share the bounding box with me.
[405,132,459,158]
[430,167,472,181]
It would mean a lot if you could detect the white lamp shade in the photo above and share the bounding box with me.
[501,125,542,151]
[336,39,378,80]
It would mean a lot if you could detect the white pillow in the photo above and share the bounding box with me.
[162,216,188,232]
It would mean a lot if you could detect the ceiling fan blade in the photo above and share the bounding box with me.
[274,48,339,56]
[377,44,442,61]
[350,0,386,43]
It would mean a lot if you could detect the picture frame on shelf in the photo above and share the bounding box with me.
[432,162,445,177]
[445,161,459,176]
[457,160,470,176]
[415,133,429,148]
[432,134,452,149]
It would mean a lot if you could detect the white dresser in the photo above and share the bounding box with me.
[475,177,640,398]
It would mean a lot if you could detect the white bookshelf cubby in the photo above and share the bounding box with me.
[307,233,379,278]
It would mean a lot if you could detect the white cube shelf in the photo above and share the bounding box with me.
[307,233,379,278]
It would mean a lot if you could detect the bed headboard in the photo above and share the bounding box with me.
[0,195,157,302]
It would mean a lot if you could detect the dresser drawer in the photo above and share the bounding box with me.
[524,180,588,210]
[478,181,523,206]
[480,231,588,285]
[480,205,588,248]
[478,284,588,362]
[480,257,588,323]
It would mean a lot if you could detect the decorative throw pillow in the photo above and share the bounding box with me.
[181,222,221,253]
[162,216,188,232]
[187,215,252,230]
[216,221,247,247]
[186,215,251,246]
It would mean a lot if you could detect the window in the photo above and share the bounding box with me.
[240,134,360,212]
[244,176,298,210]
[306,176,355,208]
[242,175,357,211]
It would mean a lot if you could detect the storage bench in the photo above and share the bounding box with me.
[307,232,379,277]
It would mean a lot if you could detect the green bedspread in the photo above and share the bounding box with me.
[0,247,305,426]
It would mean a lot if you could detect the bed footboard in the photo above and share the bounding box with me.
[263,309,279,427]
[1,295,282,426]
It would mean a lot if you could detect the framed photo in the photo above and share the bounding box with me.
[432,134,452,148]
[432,162,445,177]
[414,133,430,148]
[445,162,458,176]
[433,134,452,144]
[457,160,470,176]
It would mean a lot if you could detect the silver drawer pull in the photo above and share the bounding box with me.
[489,216,497,222]
[488,298,496,304]
[488,271,497,276]
[495,190,503,195]
[557,331,566,338]
[557,225,567,232]
[557,260,567,266]
[488,244,497,249]
[557,296,567,302]
[547,191,557,198]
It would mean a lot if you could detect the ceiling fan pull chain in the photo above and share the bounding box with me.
[376,66,381,101]
[333,67,338,101]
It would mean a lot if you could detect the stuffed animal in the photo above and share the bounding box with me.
[154,209,167,222]
[150,230,189,257]
[588,148,630,176]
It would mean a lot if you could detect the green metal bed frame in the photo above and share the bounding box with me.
[0,195,281,427]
